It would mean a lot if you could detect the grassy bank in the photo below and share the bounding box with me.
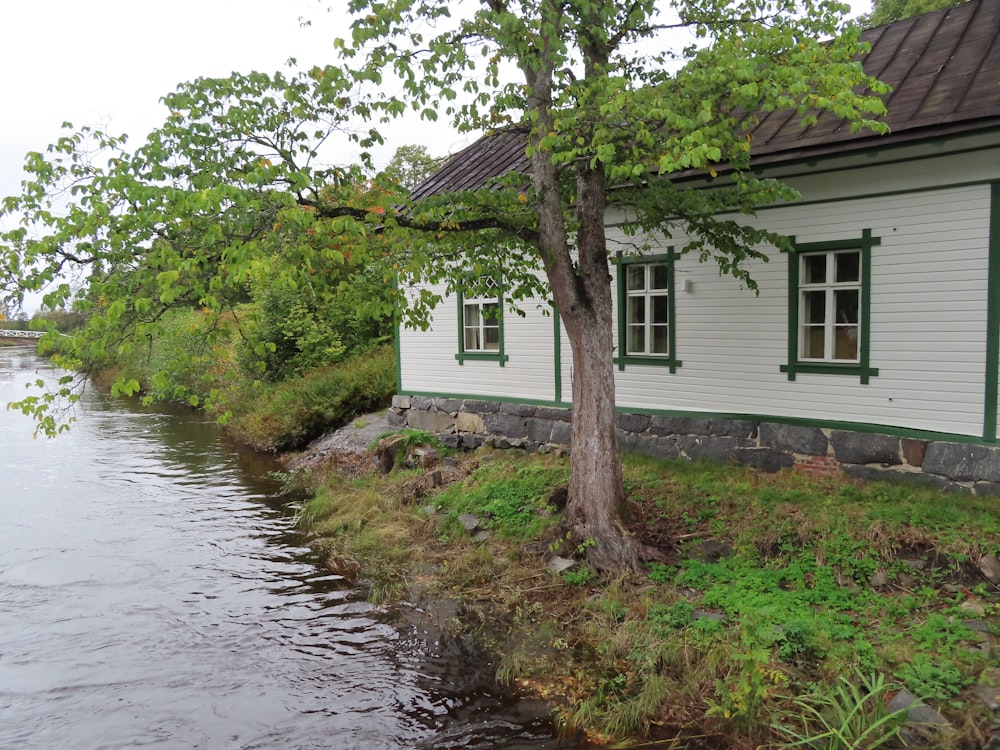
[289,443,1000,748]
[91,307,396,452]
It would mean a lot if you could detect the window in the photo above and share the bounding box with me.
[781,230,879,383]
[456,276,508,365]
[615,251,680,372]
[799,250,860,362]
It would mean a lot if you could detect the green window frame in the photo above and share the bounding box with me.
[781,229,880,384]
[456,276,508,365]
[614,250,681,372]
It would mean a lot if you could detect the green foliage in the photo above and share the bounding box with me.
[773,670,908,749]
[562,567,594,586]
[240,262,392,380]
[382,144,445,190]
[896,654,970,700]
[647,599,695,634]
[225,344,396,451]
[706,623,788,726]
[0,65,410,433]
[436,458,568,541]
[857,0,963,28]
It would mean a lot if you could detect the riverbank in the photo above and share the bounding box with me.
[285,421,1000,748]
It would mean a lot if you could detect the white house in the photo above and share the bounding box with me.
[391,0,1000,492]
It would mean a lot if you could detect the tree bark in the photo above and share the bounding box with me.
[554,166,644,572]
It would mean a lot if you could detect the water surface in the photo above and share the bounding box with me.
[0,346,571,749]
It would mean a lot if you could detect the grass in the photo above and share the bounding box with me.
[289,446,1000,748]
[223,344,396,451]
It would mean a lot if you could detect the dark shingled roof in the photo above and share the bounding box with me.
[410,0,1000,201]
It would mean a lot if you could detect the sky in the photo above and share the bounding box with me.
[0,0,471,211]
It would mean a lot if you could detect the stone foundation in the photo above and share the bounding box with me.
[389,395,1000,495]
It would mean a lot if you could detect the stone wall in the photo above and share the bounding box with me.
[389,395,1000,496]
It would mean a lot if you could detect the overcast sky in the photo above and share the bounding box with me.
[0,0,472,211]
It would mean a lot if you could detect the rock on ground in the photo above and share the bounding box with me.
[286,410,395,469]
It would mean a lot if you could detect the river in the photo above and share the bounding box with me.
[0,345,578,749]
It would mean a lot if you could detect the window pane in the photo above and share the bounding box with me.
[803,291,825,325]
[835,289,858,325]
[651,295,668,324]
[483,325,500,351]
[651,325,669,354]
[650,264,669,290]
[627,296,645,325]
[464,327,481,350]
[835,252,860,283]
[802,326,826,359]
[834,326,858,360]
[465,304,481,328]
[626,324,645,353]
[481,302,500,323]
[802,254,826,284]
[626,266,646,292]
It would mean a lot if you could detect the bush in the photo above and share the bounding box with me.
[239,265,392,381]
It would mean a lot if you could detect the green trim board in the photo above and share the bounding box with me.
[984,181,1000,442]
[613,250,681,372]
[394,318,403,394]
[392,276,403,394]
[666,128,1000,190]
[454,285,508,366]
[402,390,567,409]
[781,230,880,384]
[397,388,996,447]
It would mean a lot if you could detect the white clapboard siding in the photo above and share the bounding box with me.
[608,166,993,436]
[398,282,557,402]
[400,144,998,438]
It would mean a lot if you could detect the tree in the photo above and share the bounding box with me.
[0,1,888,570]
[332,0,887,570]
[857,0,962,28]
[382,144,445,190]
[0,67,402,429]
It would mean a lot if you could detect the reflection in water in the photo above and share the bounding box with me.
[0,347,575,749]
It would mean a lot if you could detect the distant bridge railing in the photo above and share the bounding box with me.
[0,329,45,339]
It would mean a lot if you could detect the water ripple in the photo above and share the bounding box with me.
[0,349,574,749]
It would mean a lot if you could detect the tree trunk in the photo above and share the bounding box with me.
[546,165,645,572]
[520,29,646,572]
[559,297,644,572]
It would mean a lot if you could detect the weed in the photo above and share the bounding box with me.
[705,624,787,727]
[896,655,971,700]
[646,562,673,584]
[563,568,594,586]
[648,600,694,634]
[436,458,567,541]
[773,670,908,749]
[367,427,447,453]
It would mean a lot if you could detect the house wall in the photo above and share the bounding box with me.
[399,283,559,403]
[608,177,993,436]
[396,139,1000,480]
